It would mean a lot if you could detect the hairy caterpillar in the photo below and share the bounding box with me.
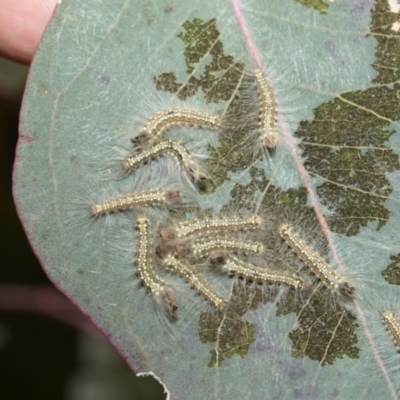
[162,253,226,310]
[91,189,181,215]
[135,216,177,315]
[160,215,262,242]
[131,109,221,146]
[279,224,355,299]
[210,253,304,290]
[123,139,206,182]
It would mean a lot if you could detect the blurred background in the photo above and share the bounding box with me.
[0,57,165,400]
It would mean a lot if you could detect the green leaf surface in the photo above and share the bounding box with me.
[13,0,400,398]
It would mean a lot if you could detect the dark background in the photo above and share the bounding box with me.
[0,56,165,400]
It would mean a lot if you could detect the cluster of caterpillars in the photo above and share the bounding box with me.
[91,67,357,319]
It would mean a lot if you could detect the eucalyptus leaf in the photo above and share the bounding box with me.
[14,0,400,399]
